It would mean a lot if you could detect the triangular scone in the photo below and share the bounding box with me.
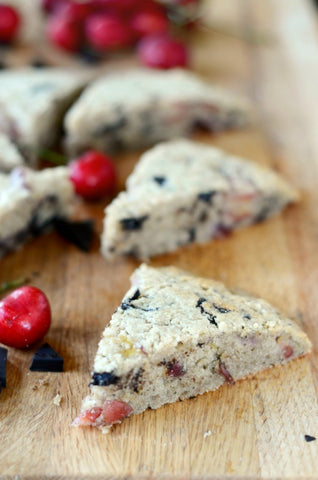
[0,166,75,258]
[74,264,311,432]
[0,69,87,164]
[101,139,298,260]
[64,69,250,155]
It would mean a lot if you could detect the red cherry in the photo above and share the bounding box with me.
[70,151,116,200]
[130,10,169,38]
[56,0,92,22]
[85,13,133,50]
[0,5,20,43]
[137,34,188,69]
[0,287,51,349]
[47,14,82,52]
[41,0,70,14]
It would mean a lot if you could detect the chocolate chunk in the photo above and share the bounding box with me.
[304,435,316,442]
[0,347,8,389]
[153,176,166,186]
[78,48,102,64]
[93,117,127,136]
[188,228,196,242]
[129,289,141,301]
[31,57,48,68]
[213,303,231,314]
[54,219,94,252]
[128,368,144,393]
[199,211,208,223]
[120,215,148,231]
[30,343,63,372]
[243,314,251,320]
[91,371,119,386]
[196,298,218,327]
[198,191,216,204]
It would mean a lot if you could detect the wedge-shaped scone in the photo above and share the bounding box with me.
[0,166,75,258]
[101,139,298,260]
[0,133,24,172]
[0,69,87,164]
[64,69,250,155]
[74,264,311,432]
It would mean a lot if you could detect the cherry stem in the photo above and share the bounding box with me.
[0,277,29,294]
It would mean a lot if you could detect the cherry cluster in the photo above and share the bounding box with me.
[43,0,198,68]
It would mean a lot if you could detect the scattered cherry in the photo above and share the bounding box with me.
[47,14,82,52]
[85,13,133,51]
[0,4,20,43]
[130,10,169,38]
[0,286,51,349]
[137,33,188,69]
[70,150,116,200]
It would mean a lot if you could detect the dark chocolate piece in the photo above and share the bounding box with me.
[90,371,120,386]
[188,228,196,243]
[31,57,48,68]
[153,176,166,186]
[129,289,141,301]
[128,368,144,393]
[243,314,251,320]
[120,215,149,231]
[196,297,218,327]
[54,219,94,252]
[0,347,8,390]
[198,191,216,204]
[213,303,231,314]
[304,435,316,442]
[93,116,127,137]
[30,343,63,372]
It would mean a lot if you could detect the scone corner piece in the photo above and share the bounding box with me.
[73,264,311,432]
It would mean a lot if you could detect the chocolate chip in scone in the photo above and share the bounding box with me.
[129,289,141,301]
[304,435,316,442]
[243,314,251,320]
[198,191,216,204]
[30,343,63,372]
[199,211,208,223]
[30,57,48,68]
[196,298,218,327]
[0,347,8,390]
[120,215,149,231]
[128,367,144,393]
[93,116,127,136]
[213,303,231,314]
[153,176,166,186]
[188,228,196,242]
[90,371,120,386]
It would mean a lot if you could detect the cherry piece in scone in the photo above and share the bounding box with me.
[84,13,133,51]
[137,33,188,69]
[70,150,116,201]
[47,14,82,52]
[0,4,20,43]
[55,0,92,23]
[0,287,51,349]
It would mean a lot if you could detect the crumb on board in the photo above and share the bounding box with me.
[203,430,212,438]
[32,377,50,390]
[53,393,62,406]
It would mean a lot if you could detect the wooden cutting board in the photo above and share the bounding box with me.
[0,0,317,478]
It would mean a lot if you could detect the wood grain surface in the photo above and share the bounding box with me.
[1,0,318,478]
